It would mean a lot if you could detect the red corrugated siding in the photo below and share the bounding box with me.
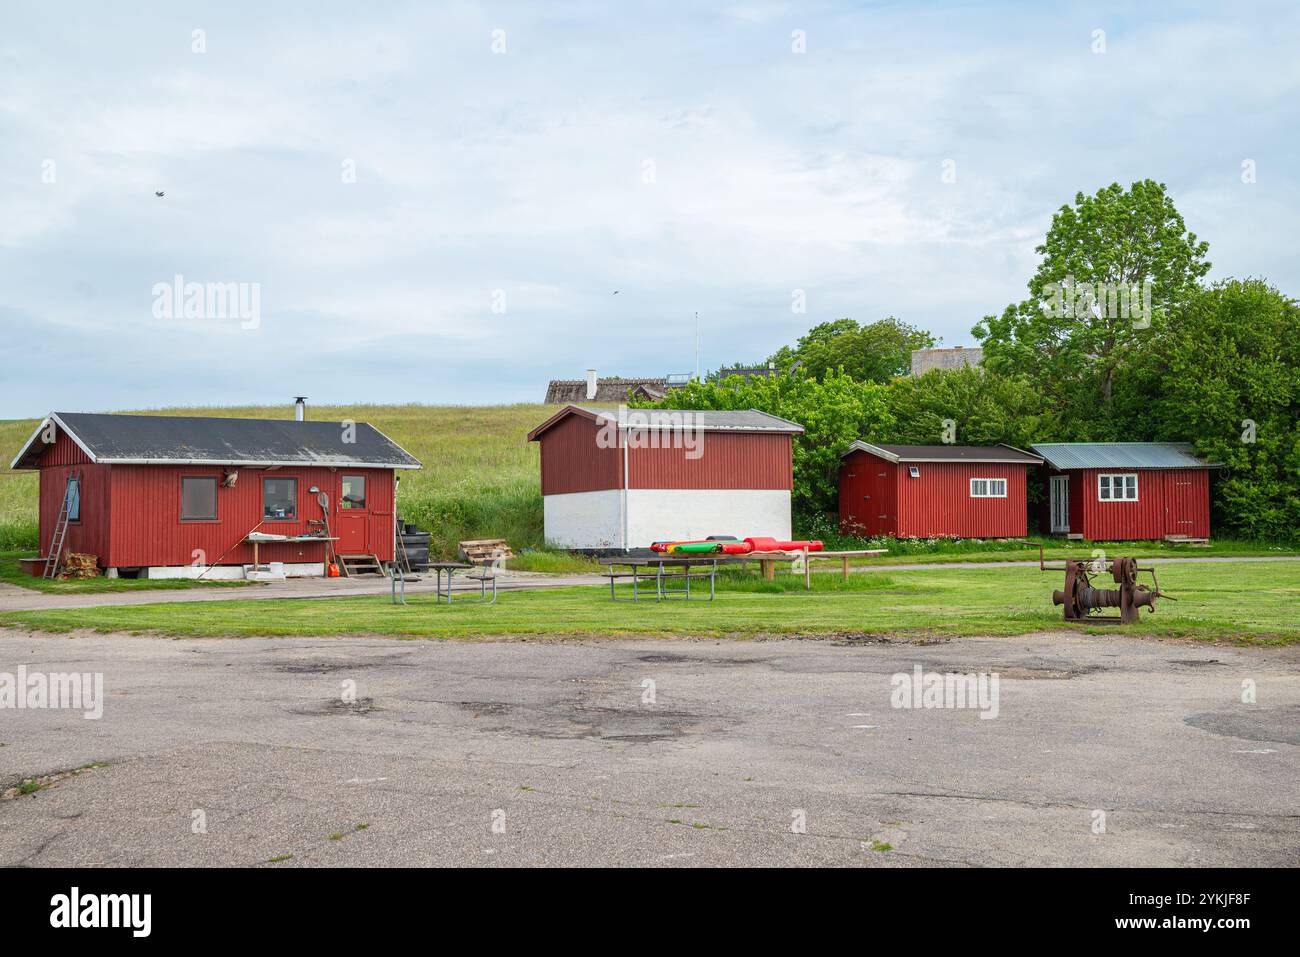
[40,430,93,466]
[538,414,622,495]
[894,461,1030,537]
[838,451,898,536]
[627,433,791,490]
[102,465,397,567]
[538,417,793,494]
[39,460,112,560]
[841,450,1029,537]
[1079,468,1210,540]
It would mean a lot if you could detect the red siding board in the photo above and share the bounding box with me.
[839,449,1028,538]
[538,418,793,494]
[1040,467,1211,540]
[839,451,898,536]
[538,415,622,495]
[1078,468,1210,540]
[105,465,396,567]
[627,433,791,490]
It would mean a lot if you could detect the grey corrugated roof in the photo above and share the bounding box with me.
[846,441,1041,464]
[10,412,421,470]
[1031,442,1214,470]
[581,407,804,434]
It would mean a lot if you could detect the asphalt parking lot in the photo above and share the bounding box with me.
[2,629,1296,867]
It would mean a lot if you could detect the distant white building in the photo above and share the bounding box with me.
[911,346,983,376]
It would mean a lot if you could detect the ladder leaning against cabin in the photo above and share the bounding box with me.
[45,469,81,579]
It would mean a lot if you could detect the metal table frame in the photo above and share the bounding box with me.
[429,562,499,604]
[599,557,718,602]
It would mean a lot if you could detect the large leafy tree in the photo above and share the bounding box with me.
[768,316,935,383]
[1140,280,1300,539]
[637,370,893,514]
[974,180,1211,433]
[883,365,1055,451]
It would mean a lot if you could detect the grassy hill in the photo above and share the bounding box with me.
[0,404,568,558]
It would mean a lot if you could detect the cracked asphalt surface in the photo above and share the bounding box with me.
[1,628,1296,866]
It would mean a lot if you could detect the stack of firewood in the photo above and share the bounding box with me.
[60,553,101,579]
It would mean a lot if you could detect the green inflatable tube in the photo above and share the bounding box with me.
[669,542,721,553]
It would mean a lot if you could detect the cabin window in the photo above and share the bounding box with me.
[969,477,1007,498]
[66,478,81,522]
[1098,473,1138,501]
[340,475,366,510]
[181,477,218,521]
[263,477,298,521]
[908,466,921,478]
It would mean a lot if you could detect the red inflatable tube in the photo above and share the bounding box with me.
[744,537,824,552]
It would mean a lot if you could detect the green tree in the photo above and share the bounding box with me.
[974,180,1211,432]
[1142,280,1300,539]
[638,370,893,513]
[883,365,1055,450]
[768,317,935,383]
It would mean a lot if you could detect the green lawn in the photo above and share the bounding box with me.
[3,561,1296,644]
[0,551,247,594]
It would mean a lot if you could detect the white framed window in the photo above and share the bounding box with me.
[1098,473,1138,501]
[908,466,920,478]
[969,477,1007,498]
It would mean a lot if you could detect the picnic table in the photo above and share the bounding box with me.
[598,556,720,602]
[426,561,500,604]
[744,548,888,588]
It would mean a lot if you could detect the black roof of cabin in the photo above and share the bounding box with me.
[10,412,421,471]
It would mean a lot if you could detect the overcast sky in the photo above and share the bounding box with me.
[2,1,1297,417]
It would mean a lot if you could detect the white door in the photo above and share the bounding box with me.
[1050,476,1070,533]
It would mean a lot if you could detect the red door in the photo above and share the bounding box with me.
[1165,473,1197,537]
[337,475,370,554]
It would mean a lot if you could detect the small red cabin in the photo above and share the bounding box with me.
[1032,443,1216,541]
[839,442,1042,538]
[10,412,421,578]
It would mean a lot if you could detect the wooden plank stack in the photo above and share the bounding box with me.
[61,553,101,579]
[458,538,513,566]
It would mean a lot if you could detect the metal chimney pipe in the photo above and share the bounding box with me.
[585,369,597,401]
[294,396,307,421]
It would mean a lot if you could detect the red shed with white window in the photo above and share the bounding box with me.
[1032,443,1216,541]
[838,442,1042,538]
[10,411,420,578]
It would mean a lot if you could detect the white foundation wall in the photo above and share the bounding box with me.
[626,489,791,546]
[543,487,792,549]
[142,563,325,580]
[542,489,623,549]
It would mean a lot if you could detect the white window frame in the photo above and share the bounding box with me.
[969,477,1007,498]
[908,466,920,478]
[1098,473,1138,502]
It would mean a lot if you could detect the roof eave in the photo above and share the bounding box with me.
[93,457,421,469]
[9,412,100,471]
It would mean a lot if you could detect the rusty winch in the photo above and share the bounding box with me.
[1040,546,1173,624]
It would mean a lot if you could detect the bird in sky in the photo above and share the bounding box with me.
[155,190,165,197]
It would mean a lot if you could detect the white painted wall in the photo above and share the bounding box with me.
[542,489,623,549]
[543,487,792,549]
[626,489,791,546]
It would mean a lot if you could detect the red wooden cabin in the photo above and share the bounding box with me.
[10,412,420,578]
[1032,443,1216,541]
[839,442,1042,538]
